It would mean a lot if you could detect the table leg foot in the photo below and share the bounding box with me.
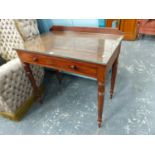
[110,93,113,99]
[98,120,102,128]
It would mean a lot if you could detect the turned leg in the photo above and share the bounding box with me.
[110,57,118,99]
[23,62,42,103]
[98,81,105,128]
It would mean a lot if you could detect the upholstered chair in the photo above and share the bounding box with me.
[0,19,44,121]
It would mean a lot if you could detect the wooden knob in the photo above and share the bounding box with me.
[70,65,77,70]
[33,57,38,62]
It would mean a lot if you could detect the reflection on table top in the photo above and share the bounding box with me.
[18,30,123,65]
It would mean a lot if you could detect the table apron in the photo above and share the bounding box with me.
[17,51,103,79]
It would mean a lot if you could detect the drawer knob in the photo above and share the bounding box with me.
[33,57,38,62]
[70,65,77,70]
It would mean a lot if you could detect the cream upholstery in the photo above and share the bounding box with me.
[0,19,24,61]
[15,19,40,41]
[0,58,44,113]
[0,19,44,117]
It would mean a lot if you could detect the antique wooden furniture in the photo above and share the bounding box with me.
[119,19,137,40]
[16,26,123,127]
[137,19,155,38]
[106,19,137,40]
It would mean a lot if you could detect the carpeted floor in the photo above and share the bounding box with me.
[0,36,155,135]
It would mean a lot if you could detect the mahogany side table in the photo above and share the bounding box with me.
[16,26,124,127]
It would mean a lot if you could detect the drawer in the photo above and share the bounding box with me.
[61,60,97,77]
[17,52,97,78]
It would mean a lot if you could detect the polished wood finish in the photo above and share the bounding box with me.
[119,19,137,40]
[16,26,123,127]
[20,26,123,65]
[106,19,115,27]
[106,19,137,40]
[50,25,123,35]
[97,66,106,127]
[110,44,120,99]
[110,56,118,99]
[17,52,98,78]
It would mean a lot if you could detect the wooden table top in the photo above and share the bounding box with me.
[19,30,123,65]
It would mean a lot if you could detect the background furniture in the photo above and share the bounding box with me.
[106,19,137,40]
[119,19,137,40]
[0,19,44,121]
[137,19,155,37]
[106,19,120,28]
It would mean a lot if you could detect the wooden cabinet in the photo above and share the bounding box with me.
[119,19,137,40]
[106,19,137,40]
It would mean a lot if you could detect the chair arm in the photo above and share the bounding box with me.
[0,58,44,88]
[0,58,44,113]
[0,58,25,112]
[0,58,23,87]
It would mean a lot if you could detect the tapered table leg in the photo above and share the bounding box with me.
[98,81,105,128]
[23,62,42,103]
[110,57,118,99]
